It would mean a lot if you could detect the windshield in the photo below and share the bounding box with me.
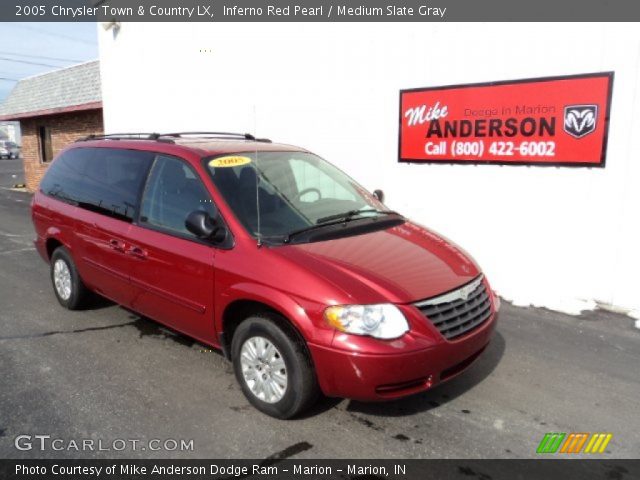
[205,151,389,241]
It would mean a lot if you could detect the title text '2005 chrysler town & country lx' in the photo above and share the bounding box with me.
[32,132,499,418]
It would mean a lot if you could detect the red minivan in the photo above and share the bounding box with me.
[32,132,499,418]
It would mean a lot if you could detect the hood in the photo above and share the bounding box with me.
[276,220,481,304]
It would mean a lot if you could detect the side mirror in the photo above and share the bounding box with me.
[185,210,227,243]
[373,189,385,203]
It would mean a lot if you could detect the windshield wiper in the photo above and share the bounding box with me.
[284,219,348,243]
[284,210,399,243]
[316,209,397,225]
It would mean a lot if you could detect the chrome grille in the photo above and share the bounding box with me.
[415,276,491,340]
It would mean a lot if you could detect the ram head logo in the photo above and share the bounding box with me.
[564,105,598,139]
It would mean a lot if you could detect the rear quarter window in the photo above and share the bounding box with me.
[40,147,154,222]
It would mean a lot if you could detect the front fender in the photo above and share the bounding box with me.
[216,282,335,346]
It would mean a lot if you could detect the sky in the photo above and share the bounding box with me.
[0,22,98,102]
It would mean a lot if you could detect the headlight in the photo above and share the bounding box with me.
[324,304,409,339]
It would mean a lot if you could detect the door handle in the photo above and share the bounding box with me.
[109,239,125,252]
[127,245,148,259]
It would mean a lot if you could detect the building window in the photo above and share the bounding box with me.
[38,126,53,163]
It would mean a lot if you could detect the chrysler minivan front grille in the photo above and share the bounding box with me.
[415,275,491,340]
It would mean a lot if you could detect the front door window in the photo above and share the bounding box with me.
[140,155,215,237]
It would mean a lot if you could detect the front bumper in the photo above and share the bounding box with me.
[309,297,499,401]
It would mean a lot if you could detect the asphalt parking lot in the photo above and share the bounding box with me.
[0,165,638,459]
[0,158,24,188]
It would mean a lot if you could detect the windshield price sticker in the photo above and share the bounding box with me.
[399,72,613,167]
[209,156,252,168]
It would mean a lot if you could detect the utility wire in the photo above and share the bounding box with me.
[8,24,97,45]
[0,78,18,82]
[0,50,84,64]
[0,56,60,68]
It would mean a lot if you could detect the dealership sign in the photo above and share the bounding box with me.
[398,72,613,167]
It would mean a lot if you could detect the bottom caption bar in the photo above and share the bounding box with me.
[1,459,639,480]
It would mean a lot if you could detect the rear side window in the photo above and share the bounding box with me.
[82,149,153,221]
[40,148,92,205]
[40,147,153,222]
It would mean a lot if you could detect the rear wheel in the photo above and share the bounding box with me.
[50,247,90,310]
[231,315,319,419]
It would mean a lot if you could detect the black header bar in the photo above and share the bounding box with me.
[3,0,640,22]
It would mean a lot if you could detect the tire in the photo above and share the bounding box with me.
[50,246,90,310]
[231,315,319,419]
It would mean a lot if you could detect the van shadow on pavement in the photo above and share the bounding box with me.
[82,295,211,351]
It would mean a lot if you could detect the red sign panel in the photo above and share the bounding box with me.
[399,72,613,167]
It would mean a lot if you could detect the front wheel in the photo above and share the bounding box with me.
[231,315,319,419]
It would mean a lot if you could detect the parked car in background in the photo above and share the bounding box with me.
[0,140,20,159]
[31,132,499,419]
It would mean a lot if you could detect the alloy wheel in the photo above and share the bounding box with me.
[240,336,288,403]
[53,259,72,300]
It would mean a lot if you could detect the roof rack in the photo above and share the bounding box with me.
[161,132,272,143]
[77,133,166,142]
[77,132,272,144]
